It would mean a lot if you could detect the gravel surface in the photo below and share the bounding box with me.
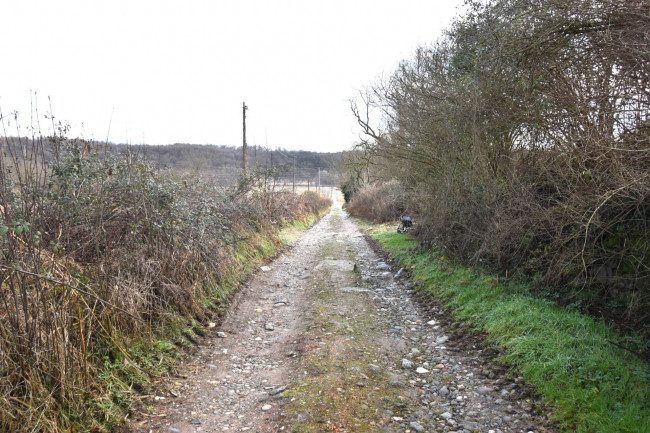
[127,204,556,433]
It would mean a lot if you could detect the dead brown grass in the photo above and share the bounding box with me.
[0,136,330,432]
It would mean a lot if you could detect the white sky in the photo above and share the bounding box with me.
[1,0,464,152]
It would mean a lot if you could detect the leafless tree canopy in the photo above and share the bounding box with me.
[348,0,650,330]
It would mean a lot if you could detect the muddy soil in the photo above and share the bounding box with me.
[127,204,556,433]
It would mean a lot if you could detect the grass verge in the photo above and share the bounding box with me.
[117,211,329,430]
[370,226,649,433]
[122,210,328,426]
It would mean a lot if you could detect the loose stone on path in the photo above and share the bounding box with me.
[127,203,557,433]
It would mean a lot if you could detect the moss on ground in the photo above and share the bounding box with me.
[371,228,650,433]
[285,210,410,432]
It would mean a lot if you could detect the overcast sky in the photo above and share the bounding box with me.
[1,0,464,152]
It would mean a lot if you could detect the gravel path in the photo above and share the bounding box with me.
[128,204,556,433]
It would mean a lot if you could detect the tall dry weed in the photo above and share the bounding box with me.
[0,135,329,432]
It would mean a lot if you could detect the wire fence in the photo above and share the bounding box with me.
[183,165,341,189]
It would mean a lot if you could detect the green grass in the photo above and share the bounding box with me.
[372,229,650,433]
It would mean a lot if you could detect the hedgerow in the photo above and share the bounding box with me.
[0,136,331,432]
[347,0,650,334]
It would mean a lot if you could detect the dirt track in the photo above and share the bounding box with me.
[128,204,555,433]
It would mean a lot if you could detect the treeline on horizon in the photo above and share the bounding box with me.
[2,137,345,185]
[136,142,342,171]
[344,0,650,334]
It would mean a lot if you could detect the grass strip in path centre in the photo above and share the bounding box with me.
[370,227,649,433]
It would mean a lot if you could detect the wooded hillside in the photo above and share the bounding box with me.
[134,143,343,185]
[2,137,345,186]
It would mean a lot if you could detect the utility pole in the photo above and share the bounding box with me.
[293,156,296,193]
[317,167,321,195]
[242,102,248,173]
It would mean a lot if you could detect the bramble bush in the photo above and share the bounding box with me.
[347,0,650,335]
[0,136,331,432]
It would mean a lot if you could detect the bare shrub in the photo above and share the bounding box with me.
[0,134,327,432]
[350,0,650,332]
[300,190,333,215]
[347,180,408,223]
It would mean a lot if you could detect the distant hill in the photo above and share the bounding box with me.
[127,143,344,186]
[1,137,345,186]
